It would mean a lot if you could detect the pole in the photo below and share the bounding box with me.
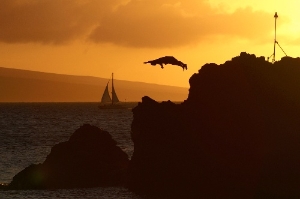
[273,12,278,63]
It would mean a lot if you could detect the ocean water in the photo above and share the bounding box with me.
[0,103,143,199]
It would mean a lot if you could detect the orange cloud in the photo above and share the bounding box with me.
[89,0,275,47]
[0,0,275,47]
[0,0,115,44]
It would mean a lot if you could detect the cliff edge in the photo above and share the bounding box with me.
[128,52,300,198]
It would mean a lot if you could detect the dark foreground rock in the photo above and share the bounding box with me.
[128,53,300,198]
[8,124,129,190]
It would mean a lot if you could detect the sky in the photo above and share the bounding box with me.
[0,0,299,88]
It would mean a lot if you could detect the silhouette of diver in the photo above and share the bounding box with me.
[144,56,187,71]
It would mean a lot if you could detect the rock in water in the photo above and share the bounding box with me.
[128,52,300,198]
[8,124,129,189]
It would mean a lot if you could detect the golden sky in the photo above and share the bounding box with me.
[0,0,299,87]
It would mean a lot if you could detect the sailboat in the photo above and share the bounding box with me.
[98,73,126,109]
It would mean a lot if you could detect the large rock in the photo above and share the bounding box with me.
[8,124,129,189]
[128,53,300,198]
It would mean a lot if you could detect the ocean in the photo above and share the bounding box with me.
[0,103,144,199]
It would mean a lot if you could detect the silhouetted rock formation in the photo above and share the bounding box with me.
[8,124,129,190]
[128,52,300,198]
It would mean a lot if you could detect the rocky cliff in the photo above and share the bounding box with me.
[128,52,300,198]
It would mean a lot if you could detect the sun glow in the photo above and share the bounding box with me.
[1,0,300,91]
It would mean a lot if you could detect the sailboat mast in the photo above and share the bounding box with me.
[112,73,114,105]
[111,73,120,105]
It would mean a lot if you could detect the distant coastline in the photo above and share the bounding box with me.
[0,67,188,102]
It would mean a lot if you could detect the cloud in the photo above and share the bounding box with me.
[0,0,118,44]
[0,0,275,47]
[90,0,274,48]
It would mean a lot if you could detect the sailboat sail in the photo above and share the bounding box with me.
[100,82,112,104]
[111,73,120,104]
[100,73,120,105]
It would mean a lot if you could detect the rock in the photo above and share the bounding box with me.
[8,124,129,190]
[128,53,300,198]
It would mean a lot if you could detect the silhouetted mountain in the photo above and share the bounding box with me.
[0,67,188,102]
[128,52,300,198]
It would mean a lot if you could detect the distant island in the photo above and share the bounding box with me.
[0,67,188,102]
